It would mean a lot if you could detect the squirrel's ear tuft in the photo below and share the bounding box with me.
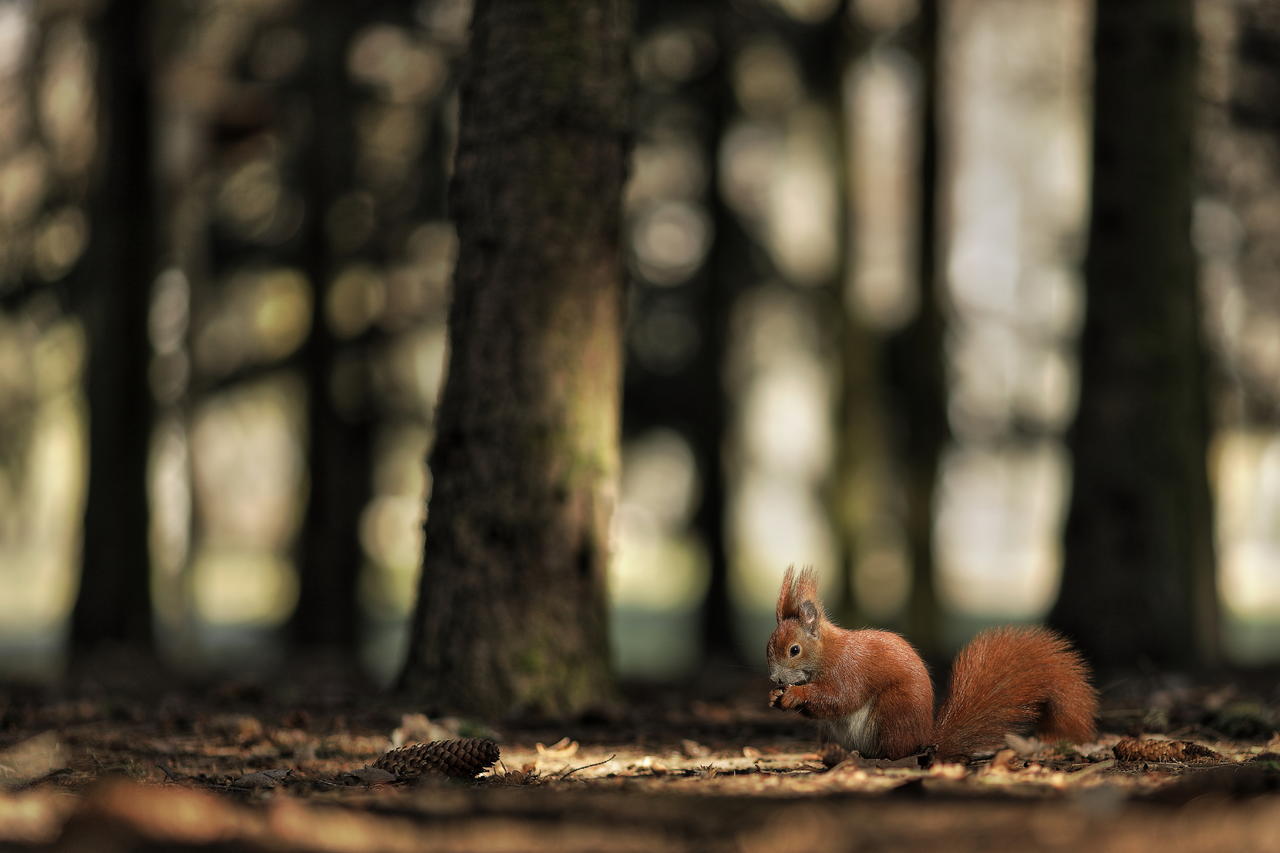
[776,565,825,626]
[795,567,821,604]
[795,567,825,634]
[775,565,797,623]
[799,599,822,636]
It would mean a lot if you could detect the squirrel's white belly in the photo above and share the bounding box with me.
[822,701,878,754]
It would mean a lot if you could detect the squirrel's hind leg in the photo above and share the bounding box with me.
[871,684,934,760]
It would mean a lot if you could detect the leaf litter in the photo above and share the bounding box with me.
[2,673,1280,851]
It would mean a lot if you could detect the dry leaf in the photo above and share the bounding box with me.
[742,746,762,760]
[1072,758,1115,779]
[0,733,66,789]
[989,749,1017,772]
[536,737,580,760]
[340,767,397,786]
[232,769,290,789]
[881,754,927,769]
[635,755,668,775]
[497,766,540,785]
[680,739,711,759]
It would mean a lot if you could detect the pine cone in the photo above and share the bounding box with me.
[373,738,500,780]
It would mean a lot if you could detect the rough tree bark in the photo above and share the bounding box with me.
[72,0,156,652]
[399,0,630,717]
[1050,0,1217,667]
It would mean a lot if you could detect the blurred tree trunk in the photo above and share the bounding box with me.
[291,0,368,654]
[837,2,945,654]
[1050,0,1217,667]
[622,0,735,665]
[885,0,945,659]
[800,4,870,628]
[696,3,746,663]
[399,0,630,717]
[72,0,156,652]
[1200,1,1280,427]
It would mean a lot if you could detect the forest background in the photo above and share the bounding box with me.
[0,0,1277,703]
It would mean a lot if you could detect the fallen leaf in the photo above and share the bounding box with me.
[871,754,925,770]
[635,755,668,775]
[1072,758,1115,779]
[989,749,1017,772]
[232,769,291,789]
[742,746,762,760]
[495,765,541,785]
[536,737,579,760]
[0,733,66,790]
[680,739,710,759]
[340,767,397,786]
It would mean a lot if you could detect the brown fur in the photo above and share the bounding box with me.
[767,569,1098,761]
[933,625,1098,760]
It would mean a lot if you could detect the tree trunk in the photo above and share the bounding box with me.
[696,2,749,663]
[886,0,945,659]
[291,0,367,653]
[1050,0,1217,667]
[399,0,630,717]
[72,0,156,652]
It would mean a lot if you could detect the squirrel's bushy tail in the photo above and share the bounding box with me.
[932,626,1098,760]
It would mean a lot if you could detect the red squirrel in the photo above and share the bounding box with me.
[766,566,1098,761]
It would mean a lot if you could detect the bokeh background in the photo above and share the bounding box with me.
[0,0,1278,683]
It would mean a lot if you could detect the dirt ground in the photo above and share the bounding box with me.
[3,664,1280,852]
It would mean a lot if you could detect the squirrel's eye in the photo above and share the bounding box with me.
[789,644,801,657]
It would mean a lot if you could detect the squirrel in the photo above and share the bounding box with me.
[766,566,1098,762]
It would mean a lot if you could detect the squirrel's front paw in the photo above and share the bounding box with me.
[770,686,805,710]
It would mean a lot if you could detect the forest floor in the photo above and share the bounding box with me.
[2,661,1280,852]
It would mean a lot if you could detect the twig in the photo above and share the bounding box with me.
[558,754,616,780]
[156,763,182,782]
